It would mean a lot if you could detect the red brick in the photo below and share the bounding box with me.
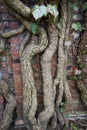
[15,91,23,97]
[16,110,23,116]
[0,96,4,103]
[16,96,23,102]
[1,62,7,67]
[12,64,21,74]
[2,74,8,80]
[15,80,23,86]
[73,106,86,112]
[38,95,43,104]
[65,104,73,112]
[17,104,23,110]
[36,79,42,93]
[11,51,19,59]
[67,70,74,76]
[12,63,21,69]
[32,63,39,70]
[9,22,18,29]
[15,86,23,93]
[8,14,16,21]
[10,37,22,44]
[15,119,24,126]
[72,95,80,100]
[13,75,22,83]
[68,80,75,87]
[10,44,20,51]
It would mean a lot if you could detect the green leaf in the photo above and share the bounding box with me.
[78,63,85,69]
[70,76,79,81]
[47,4,58,19]
[82,3,87,11]
[72,125,78,130]
[59,107,65,113]
[82,49,87,55]
[32,5,47,20]
[31,23,38,34]
[59,102,65,113]
[69,2,73,8]
[72,22,83,31]
[72,15,77,20]
[60,102,64,107]
[72,4,79,11]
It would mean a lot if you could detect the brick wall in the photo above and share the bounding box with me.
[0,0,87,127]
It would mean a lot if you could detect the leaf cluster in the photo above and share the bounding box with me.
[32,4,58,20]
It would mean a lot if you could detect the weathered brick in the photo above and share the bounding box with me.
[16,96,23,103]
[10,37,22,45]
[1,13,8,21]
[15,91,23,97]
[8,14,16,22]
[12,64,21,75]
[11,51,19,59]
[68,80,75,87]
[15,85,23,92]
[9,22,18,29]
[16,110,23,117]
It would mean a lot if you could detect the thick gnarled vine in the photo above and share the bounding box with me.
[1,0,87,130]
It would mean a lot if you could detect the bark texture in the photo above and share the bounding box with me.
[2,25,25,38]
[53,0,72,127]
[0,80,17,130]
[1,0,81,129]
[38,23,58,130]
[20,28,48,130]
[77,11,87,109]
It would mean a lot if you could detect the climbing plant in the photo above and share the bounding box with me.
[0,0,87,130]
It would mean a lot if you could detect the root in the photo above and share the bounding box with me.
[3,1,31,31]
[2,25,25,38]
[20,28,48,129]
[0,80,17,130]
[76,11,87,110]
[0,38,5,53]
[38,24,58,130]
[53,0,72,127]
[3,0,31,19]
[2,0,73,129]
[77,81,87,109]
[19,32,31,57]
